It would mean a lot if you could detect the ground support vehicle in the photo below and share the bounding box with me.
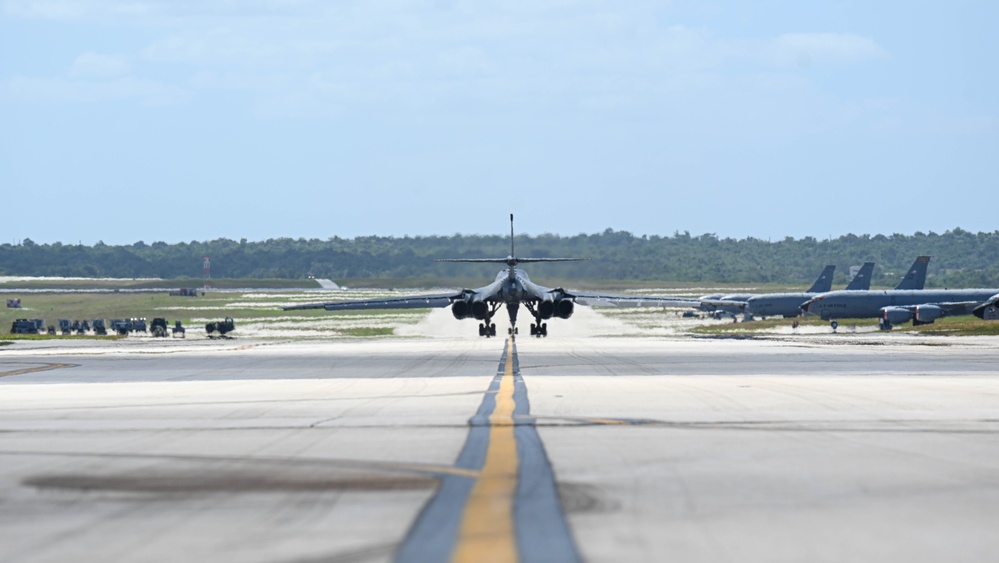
[10,319,41,334]
[109,319,133,336]
[150,318,169,337]
[206,317,235,338]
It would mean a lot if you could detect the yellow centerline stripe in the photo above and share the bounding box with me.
[452,337,519,563]
[0,363,77,378]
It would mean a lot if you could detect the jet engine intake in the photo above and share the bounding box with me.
[880,306,913,325]
[471,300,489,320]
[538,300,555,320]
[538,298,574,320]
[451,300,471,320]
[554,298,574,319]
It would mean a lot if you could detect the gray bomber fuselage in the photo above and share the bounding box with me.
[802,289,999,320]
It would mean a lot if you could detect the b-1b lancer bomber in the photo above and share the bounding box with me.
[284,215,699,337]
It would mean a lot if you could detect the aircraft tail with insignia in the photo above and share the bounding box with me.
[894,256,930,290]
[804,265,836,294]
[844,262,875,291]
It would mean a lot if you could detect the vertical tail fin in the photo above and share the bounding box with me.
[806,265,836,293]
[844,262,875,291]
[894,256,930,290]
[510,214,515,258]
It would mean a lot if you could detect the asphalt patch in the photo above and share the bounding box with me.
[25,467,436,493]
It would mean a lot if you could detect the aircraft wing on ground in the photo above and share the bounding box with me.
[901,301,983,316]
[283,291,466,311]
[569,291,701,308]
[880,300,985,326]
[695,298,748,310]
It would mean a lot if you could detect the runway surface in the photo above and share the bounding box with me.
[2,334,999,562]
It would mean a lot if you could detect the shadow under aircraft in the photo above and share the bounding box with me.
[284,215,698,337]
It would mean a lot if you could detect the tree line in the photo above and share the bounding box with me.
[3,228,999,288]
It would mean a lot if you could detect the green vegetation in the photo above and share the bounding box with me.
[0,289,415,340]
[691,316,999,337]
[339,327,395,337]
[0,278,315,290]
[4,228,999,288]
[0,333,125,341]
[4,288,998,341]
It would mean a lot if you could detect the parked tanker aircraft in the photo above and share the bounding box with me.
[802,288,999,329]
[284,215,699,337]
[716,256,930,320]
[744,262,875,319]
[697,264,837,317]
[893,255,930,291]
[702,261,877,319]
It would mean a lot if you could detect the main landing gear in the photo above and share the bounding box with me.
[475,302,503,338]
[523,302,549,338]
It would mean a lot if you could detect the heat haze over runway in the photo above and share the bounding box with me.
[2,328,999,562]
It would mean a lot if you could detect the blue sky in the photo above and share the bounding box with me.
[2,0,996,245]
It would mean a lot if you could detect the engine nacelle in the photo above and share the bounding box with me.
[471,300,489,320]
[538,298,574,320]
[554,298,574,319]
[451,300,471,320]
[538,300,555,319]
[914,304,942,324]
[880,306,913,325]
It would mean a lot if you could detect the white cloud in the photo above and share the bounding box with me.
[436,47,492,77]
[764,33,891,68]
[3,0,158,20]
[3,2,894,121]
[4,75,190,106]
[70,52,131,78]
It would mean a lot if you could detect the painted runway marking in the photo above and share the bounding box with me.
[396,338,580,563]
[452,338,518,563]
[0,362,77,379]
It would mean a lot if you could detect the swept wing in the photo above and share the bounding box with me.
[284,291,467,312]
[570,290,700,309]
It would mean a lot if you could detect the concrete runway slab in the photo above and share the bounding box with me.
[1,334,998,562]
